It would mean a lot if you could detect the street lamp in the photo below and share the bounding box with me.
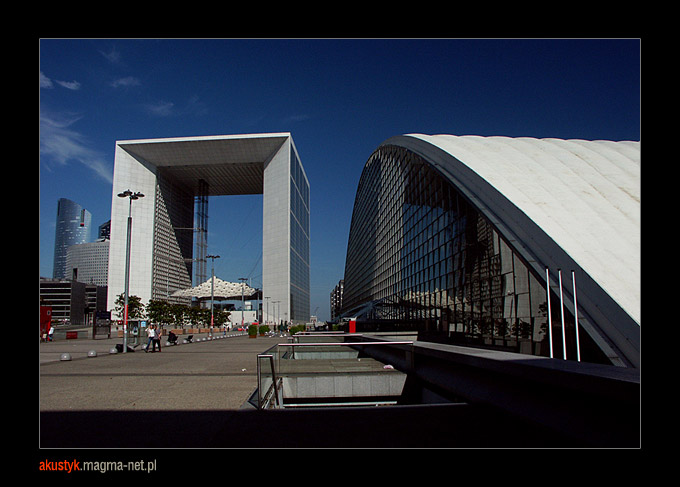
[117,189,144,353]
[273,300,280,331]
[264,296,270,327]
[206,255,220,335]
[239,277,247,328]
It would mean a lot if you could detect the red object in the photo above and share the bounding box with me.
[40,306,52,338]
[66,331,78,339]
[349,319,356,334]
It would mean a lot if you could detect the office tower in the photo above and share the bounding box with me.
[66,239,110,286]
[53,198,91,279]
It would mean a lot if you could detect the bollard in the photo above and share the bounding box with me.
[60,353,71,361]
[109,347,118,354]
[88,350,97,358]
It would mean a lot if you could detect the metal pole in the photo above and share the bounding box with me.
[265,296,270,328]
[572,270,581,362]
[239,277,247,328]
[211,267,214,328]
[546,268,553,359]
[206,255,220,336]
[117,190,144,354]
[558,269,567,360]
[123,202,132,353]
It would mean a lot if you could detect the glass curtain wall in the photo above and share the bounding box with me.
[289,144,310,322]
[342,145,604,362]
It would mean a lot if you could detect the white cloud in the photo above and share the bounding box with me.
[40,72,81,91]
[40,71,53,88]
[111,76,140,88]
[99,46,121,64]
[39,109,113,184]
[144,100,175,117]
[143,96,208,118]
[55,80,81,90]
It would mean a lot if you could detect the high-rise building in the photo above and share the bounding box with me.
[330,279,344,320]
[53,198,91,279]
[66,239,110,286]
[98,220,111,240]
[107,133,310,324]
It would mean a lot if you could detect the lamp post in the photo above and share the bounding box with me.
[239,277,247,328]
[206,255,220,335]
[264,296,270,328]
[117,189,144,353]
[273,300,280,331]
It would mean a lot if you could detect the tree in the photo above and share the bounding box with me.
[114,294,144,321]
[147,300,172,326]
[213,309,231,327]
[185,306,209,328]
[169,303,187,328]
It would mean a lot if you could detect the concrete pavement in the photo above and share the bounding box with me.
[40,331,286,411]
[38,330,581,448]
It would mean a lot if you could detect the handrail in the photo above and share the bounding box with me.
[280,341,414,347]
[295,331,346,335]
[256,354,281,409]
[257,341,414,409]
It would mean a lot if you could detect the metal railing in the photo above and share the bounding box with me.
[256,354,282,409]
[255,338,414,409]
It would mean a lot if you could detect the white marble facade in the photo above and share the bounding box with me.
[107,133,310,325]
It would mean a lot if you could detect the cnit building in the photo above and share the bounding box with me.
[340,134,639,369]
[107,133,310,325]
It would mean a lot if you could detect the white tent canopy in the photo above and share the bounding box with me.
[171,277,258,300]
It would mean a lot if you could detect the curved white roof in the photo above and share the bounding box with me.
[172,277,258,300]
[407,134,640,326]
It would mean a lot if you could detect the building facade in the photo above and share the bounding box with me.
[53,198,91,279]
[330,279,344,320]
[66,239,109,286]
[107,133,310,325]
[341,135,640,368]
[39,278,107,326]
[98,220,111,240]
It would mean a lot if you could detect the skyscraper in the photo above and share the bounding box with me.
[53,198,91,279]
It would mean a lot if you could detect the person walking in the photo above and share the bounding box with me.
[145,324,156,352]
[153,326,162,352]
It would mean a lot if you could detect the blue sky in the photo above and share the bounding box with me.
[39,38,640,321]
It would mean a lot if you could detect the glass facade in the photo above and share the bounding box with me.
[342,145,607,363]
[151,172,194,304]
[289,144,310,322]
[53,198,92,279]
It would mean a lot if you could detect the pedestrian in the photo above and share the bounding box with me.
[153,326,162,352]
[47,325,55,342]
[145,324,156,352]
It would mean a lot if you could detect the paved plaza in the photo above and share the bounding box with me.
[40,331,283,411]
[38,330,583,449]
